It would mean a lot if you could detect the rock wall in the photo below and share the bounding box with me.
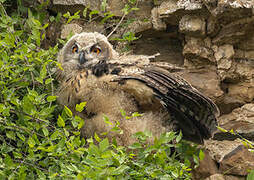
[45,0,254,179]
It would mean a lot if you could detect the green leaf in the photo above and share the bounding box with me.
[241,140,249,148]
[0,103,5,113]
[112,165,130,175]
[64,105,73,117]
[99,138,109,152]
[49,16,55,22]
[36,169,46,180]
[94,132,101,142]
[57,115,65,127]
[76,116,85,129]
[17,132,26,142]
[27,136,36,148]
[193,154,199,167]
[63,12,70,18]
[4,154,14,167]
[229,128,235,135]
[75,101,87,112]
[22,96,35,114]
[132,112,142,117]
[55,12,62,22]
[176,131,182,143]
[199,149,205,161]
[47,95,57,102]
[130,7,139,11]
[171,170,179,178]
[101,13,114,24]
[88,144,100,156]
[217,126,228,133]
[89,10,99,20]
[128,142,142,149]
[120,109,126,117]
[6,131,16,140]
[42,127,49,136]
[45,78,53,84]
[103,115,113,126]
[83,7,88,18]
[50,130,61,140]
[40,64,47,80]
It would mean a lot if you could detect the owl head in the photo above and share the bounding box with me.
[58,32,118,76]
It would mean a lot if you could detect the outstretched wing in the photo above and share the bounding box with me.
[86,57,219,144]
[105,61,219,144]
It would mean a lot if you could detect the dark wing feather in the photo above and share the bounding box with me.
[116,66,219,144]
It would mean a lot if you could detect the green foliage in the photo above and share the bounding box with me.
[76,131,195,179]
[0,1,203,179]
[63,11,80,24]
[247,170,254,180]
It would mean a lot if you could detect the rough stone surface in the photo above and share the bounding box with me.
[106,0,125,17]
[212,17,254,45]
[178,69,223,101]
[192,150,219,180]
[179,15,206,37]
[133,30,184,65]
[224,175,246,180]
[207,16,220,36]
[60,22,105,39]
[235,49,254,60]
[204,0,253,20]
[183,37,215,62]
[204,139,243,162]
[216,104,254,140]
[126,20,152,34]
[219,145,254,176]
[133,1,153,19]
[52,0,100,14]
[206,174,246,180]
[217,59,254,82]
[205,174,225,180]
[151,7,166,31]
[236,32,254,50]
[158,0,202,16]
[61,23,83,39]
[53,0,86,4]
[213,44,234,62]
[53,0,100,8]
[227,82,254,103]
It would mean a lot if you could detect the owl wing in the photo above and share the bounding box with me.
[106,62,219,144]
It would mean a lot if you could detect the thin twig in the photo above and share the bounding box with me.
[107,13,126,38]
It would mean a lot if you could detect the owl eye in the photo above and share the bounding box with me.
[72,44,78,53]
[90,46,101,55]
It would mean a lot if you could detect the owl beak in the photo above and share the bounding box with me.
[79,51,87,65]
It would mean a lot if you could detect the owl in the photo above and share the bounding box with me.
[57,32,219,145]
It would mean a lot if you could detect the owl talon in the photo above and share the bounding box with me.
[91,62,109,77]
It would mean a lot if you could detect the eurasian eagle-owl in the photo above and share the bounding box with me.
[57,32,219,145]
